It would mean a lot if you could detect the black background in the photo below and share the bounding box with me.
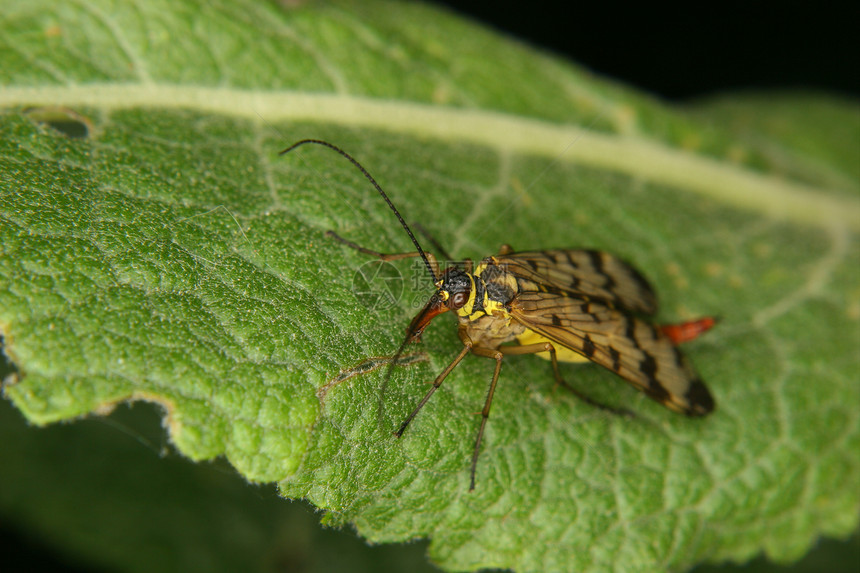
[435,0,859,100]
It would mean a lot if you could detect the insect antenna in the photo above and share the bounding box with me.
[279,139,440,283]
[282,139,446,428]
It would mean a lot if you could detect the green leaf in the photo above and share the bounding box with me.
[1,1,858,572]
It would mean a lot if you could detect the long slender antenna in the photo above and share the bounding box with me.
[280,139,439,283]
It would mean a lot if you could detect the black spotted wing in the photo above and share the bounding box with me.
[499,249,714,416]
[496,250,658,314]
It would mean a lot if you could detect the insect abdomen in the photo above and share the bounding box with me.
[515,329,591,363]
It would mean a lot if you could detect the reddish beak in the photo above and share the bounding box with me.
[406,294,448,342]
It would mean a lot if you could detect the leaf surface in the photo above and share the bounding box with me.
[1,1,858,572]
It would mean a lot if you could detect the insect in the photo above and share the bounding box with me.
[281,139,716,490]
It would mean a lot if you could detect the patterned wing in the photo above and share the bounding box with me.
[511,291,714,416]
[496,249,658,315]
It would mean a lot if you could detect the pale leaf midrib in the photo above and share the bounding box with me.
[3,85,858,231]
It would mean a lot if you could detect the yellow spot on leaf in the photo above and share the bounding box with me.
[753,242,773,258]
[727,145,748,163]
[680,133,701,151]
[847,300,860,321]
[704,262,723,277]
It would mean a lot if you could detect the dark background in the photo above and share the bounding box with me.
[436,0,859,100]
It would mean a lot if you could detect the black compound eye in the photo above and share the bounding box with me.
[450,291,469,309]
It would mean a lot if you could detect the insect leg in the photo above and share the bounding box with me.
[468,345,505,491]
[395,343,471,438]
[500,343,634,417]
[326,231,440,277]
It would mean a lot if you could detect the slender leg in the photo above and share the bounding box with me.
[327,230,441,277]
[500,342,634,416]
[397,340,506,491]
[458,341,637,491]
[398,338,634,491]
[468,345,505,491]
[394,343,472,437]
